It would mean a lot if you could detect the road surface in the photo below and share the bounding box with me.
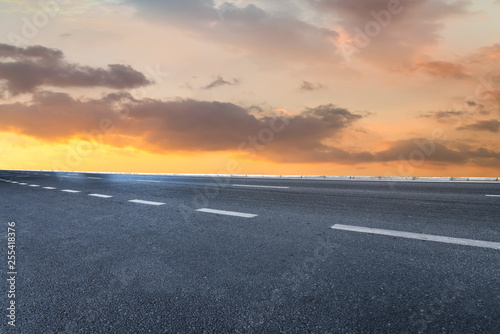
[0,170,499,333]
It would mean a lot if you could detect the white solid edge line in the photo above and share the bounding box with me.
[43,187,56,190]
[2,169,500,183]
[89,194,113,198]
[331,224,500,250]
[233,184,290,189]
[129,199,165,206]
[196,208,258,218]
[485,195,500,197]
[61,189,81,193]
[87,177,102,180]
[136,180,162,183]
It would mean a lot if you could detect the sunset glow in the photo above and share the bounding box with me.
[1,0,499,176]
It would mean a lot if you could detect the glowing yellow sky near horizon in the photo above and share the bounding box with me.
[0,132,498,177]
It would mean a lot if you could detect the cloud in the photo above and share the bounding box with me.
[469,43,500,64]
[0,43,63,60]
[203,76,240,89]
[128,0,480,69]
[474,89,500,115]
[374,139,500,167]
[316,0,474,66]
[458,119,500,132]
[420,110,467,118]
[0,91,362,153]
[387,42,500,86]
[260,136,500,167]
[413,61,469,79]
[0,91,127,140]
[0,43,152,96]
[128,0,341,64]
[266,104,363,152]
[419,110,468,122]
[374,139,467,164]
[300,81,327,91]
[1,91,499,167]
[129,0,217,23]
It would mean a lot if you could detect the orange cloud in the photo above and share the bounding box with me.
[472,43,500,63]
[1,90,500,169]
[313,0,474,66]
[414,61,469,79]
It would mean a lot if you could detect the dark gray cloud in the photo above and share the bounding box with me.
[129,0,340,64]
[1,92,499,167]
[458,119,500,132]
[374,139,467,164]
[203,76,240,90]
[419,110,468,121]
[0,91,133,140]
[268,104,363,152]
[300,81,327,91]
[128,0,218,23]
[262,136,500,167]
[0,43,63,61]
[374,139,500,167]
[248,105,264,113]
[0,43,152,96]
[0,92,362,153]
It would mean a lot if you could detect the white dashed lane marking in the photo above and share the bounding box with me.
[89,194,113,198]
[29,185,40,187]
[233,184,290,189]
[88,177,102,180]
[129,199,165,206]
[61,190,81,193]
[486,195,500,197]
[196,208,258,218]
[331,224,500,250]
[43,187,57,190]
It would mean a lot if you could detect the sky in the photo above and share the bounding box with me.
[0,0,499,177]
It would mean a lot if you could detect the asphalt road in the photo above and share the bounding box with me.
[0,170,499,333]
